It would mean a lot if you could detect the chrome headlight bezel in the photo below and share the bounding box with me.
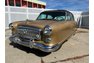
[9,23,13,29]
[43,25,52,35]
[44,38,52,43]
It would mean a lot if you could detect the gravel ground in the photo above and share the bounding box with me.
[5,28,89,63]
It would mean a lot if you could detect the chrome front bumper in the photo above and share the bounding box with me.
[9,35,60,52]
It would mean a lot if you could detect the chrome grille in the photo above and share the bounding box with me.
[17,25,41,39]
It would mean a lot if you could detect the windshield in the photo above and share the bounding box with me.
[37,12,66,21]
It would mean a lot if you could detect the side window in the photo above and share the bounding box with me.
[66,12,74,21]
[47,15,53,19]
[55,16,66,21]
[9,0,14,6]
[66,16,71,20]
[5,0,7,6]
[16,0,21,7]
[70,13,74,21]
[38,14,46,20]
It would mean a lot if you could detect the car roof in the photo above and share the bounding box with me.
[42,10,71,13]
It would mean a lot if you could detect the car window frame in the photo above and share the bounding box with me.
[65,12,74,21]
[36,11,74,21]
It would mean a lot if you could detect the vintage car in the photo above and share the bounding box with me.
[9,10,77,52]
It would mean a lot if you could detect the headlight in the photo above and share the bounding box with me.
[43,25,52,35]
[9,23,13,29]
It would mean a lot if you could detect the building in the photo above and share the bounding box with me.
[5,0,46,28]
[78,11,89,29]
[5,0,46,9]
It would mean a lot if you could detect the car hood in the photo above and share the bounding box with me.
[13,20,57,29]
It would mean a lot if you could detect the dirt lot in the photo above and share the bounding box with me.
[5,28,89,63]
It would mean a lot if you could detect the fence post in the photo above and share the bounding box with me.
[26,7,28,19]
[79,16,82,28]
[26,1,29,20]
[8,6,11,23]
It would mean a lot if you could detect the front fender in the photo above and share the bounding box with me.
[48,22,69,45]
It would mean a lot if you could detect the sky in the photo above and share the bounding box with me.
[41,0,89,11]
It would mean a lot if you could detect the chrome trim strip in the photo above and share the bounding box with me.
[9,35,60,52]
